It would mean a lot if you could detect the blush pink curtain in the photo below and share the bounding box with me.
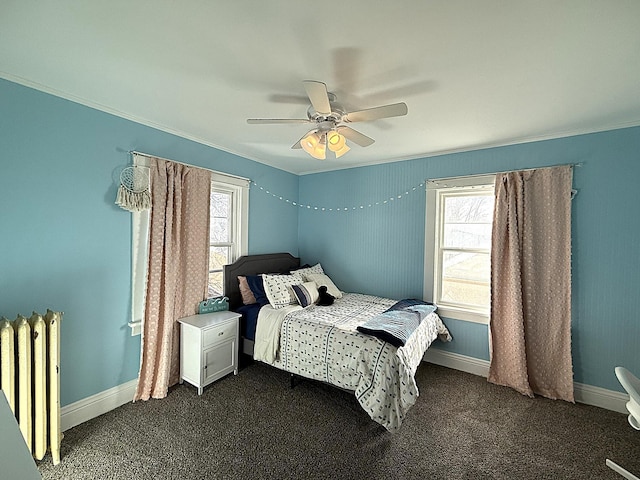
[134,158,211,401]
[488,165,574,402]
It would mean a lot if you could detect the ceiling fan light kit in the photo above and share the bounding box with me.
[300,130,350,160]
[247,80,407,161]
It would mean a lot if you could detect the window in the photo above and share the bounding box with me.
[208,176,249,297]
[128,156,248,336]
[424,175,495,323]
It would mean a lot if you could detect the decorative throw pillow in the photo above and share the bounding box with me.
[292,263,324,281]
[238,276,257,305]
[304,273,343,299]
[245,275,269,306]
[263,273,304,309]
[291,281,319,307]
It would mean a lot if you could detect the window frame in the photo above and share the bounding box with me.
[208,176,249,297]
[424,175,495,324]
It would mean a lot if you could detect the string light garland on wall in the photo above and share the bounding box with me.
[250,180,425,212]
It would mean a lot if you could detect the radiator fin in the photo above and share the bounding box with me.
[0,319,15,413]
[16,316,33,452]
[46,309,62,465]
[30,313,47,460]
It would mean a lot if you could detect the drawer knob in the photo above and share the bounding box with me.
[218,331,224,336]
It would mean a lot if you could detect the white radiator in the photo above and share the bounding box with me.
[0,310,62,465]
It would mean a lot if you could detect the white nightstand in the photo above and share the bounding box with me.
[178,311,241,395]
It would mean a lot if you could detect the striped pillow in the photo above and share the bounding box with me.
[291,282,319,307]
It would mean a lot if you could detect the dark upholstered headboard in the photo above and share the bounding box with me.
[224,253,300,310]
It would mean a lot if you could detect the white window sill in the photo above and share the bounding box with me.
[128,321,142,336]
[436,306,489,324]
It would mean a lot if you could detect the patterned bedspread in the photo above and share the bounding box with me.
[254,293,451,432]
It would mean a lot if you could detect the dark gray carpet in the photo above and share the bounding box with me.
[37,362,640,479]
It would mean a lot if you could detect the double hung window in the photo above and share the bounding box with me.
[208,177,248,297]
[424,175,495,323]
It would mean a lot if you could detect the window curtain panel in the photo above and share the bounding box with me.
[488,165,574,402]
[134,158,211,401]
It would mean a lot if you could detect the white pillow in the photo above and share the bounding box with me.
[291,281,319,307]
[305,273,343,299]
[293,263,324,280]
[263,273,304,309]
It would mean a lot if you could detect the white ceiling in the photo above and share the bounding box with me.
[2,1,640,175]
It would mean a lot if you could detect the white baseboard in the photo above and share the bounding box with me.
[424,348,491,378]
[424,348,629,414]
[573,382,629,414]
[61,379,137,432]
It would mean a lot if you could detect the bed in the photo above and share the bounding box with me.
[223,253,451,432]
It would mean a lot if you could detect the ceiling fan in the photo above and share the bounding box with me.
[247,80,408,160]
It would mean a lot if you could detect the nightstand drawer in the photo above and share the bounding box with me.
[203,321,236,348]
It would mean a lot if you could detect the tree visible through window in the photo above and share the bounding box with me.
[209,189,232,297]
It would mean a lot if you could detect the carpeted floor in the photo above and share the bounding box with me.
[37,362,640,479]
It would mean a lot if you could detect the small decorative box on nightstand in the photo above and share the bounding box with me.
[178,310,241,395]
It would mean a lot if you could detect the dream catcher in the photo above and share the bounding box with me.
[115,165,151,212]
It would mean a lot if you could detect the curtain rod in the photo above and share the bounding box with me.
[129,150,250,183]
[427,162,581,199]
[427,162,582,184]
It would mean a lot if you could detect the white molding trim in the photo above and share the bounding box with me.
[61,379,137,432]
[423,348,629,414]
[424,347,490,377]
[573,382,629,414]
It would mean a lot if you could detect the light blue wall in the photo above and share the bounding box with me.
[0,79,298,406]
[298,127,640,392]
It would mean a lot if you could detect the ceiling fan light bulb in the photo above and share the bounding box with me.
[327,132,346,152]
[335,144,350,158]
[301,133,320,155]
[313,143,326,160]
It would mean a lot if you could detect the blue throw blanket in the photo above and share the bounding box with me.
[357,299,437,347]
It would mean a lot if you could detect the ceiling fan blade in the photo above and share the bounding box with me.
[268,94,310,105]
[343,102,408,123]
[337,126,375,147]
[247,118,310,124]
[303,80,332,115]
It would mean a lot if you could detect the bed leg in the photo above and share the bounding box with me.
[290,374,296,389]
